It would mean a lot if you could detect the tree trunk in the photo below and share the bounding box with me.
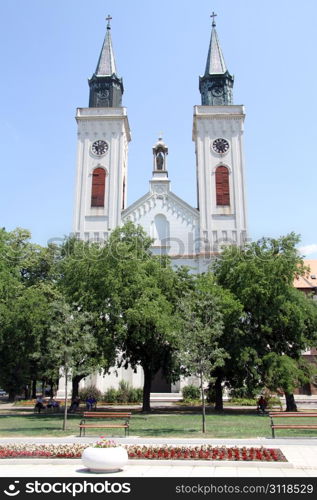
[31,379,37,399]
[8,391,16,402]
[72,374,86,399]
[200,372,206,433]
[214,374,223,411]
[63,364,68,431]
[142,366,152,413]
[47,382,53,398]
[24,385,30,400]
[285,392,297,412]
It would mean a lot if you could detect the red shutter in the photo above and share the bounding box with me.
[91,168,106,207]
[215,166,230,206]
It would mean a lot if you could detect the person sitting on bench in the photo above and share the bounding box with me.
[47,398,59,410]
[35,395,45,413]
[69,396,80,413]
[257,395,268,414]
[86,395,97,411]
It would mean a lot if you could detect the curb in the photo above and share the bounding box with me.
[0,458,293,468]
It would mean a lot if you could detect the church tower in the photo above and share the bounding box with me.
[193,14,248,254]
[73,16,131,241]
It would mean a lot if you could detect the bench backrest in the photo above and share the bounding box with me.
[269,413,317,418]
[83,412,131,418]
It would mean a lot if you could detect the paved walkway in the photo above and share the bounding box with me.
[1,437,317,477]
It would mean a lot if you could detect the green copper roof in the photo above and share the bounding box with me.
[95,24,118,77]
[204,26,228,75]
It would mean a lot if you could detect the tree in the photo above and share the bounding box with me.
[212,234,317,410]
[262,353,316,411]
[47,300,100,430]
[58,223,192,412]
[177,274,227,431]
[0,228,59,400]
[106,224,186,412]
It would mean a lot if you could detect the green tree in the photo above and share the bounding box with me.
[47,300,100,429]
[0,228,59,400]
[212,234,317,411]
[262,352,314,408]
[106,224,187,412]
[58,223,191,412]
[177,274,227,431]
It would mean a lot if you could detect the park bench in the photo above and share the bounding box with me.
[79,412,131,437]
[269,412,317,438]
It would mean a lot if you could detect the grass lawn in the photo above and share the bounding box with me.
[1,408,317,438]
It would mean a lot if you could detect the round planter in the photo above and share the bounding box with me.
[82,446,128,473]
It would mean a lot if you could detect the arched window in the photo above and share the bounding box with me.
[215,166,230,206]
[91,168,106,207]
[152,214,170,245]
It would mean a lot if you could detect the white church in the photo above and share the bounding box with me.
[69,15,248,395]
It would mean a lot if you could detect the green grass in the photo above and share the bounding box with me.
[1,408,317,438]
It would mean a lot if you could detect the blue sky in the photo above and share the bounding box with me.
[0,0,316,257]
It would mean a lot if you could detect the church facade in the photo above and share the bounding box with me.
[71,16,248,394]
[73,16,248,274]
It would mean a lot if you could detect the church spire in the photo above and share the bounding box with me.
[95,15,118,77]
[88,16,124,108]
[199,13,234,106]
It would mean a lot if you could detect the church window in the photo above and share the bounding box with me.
[152,214,170,245]
[215,166,230,206]
[122,177,126,210]
[91,167,106,207]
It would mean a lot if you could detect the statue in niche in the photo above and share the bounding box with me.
[156,152,164,170]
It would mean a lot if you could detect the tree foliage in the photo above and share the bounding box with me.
[211,233,317,408]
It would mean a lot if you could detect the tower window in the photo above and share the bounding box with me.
[91,167,106,207]
[122,177,126,210]
[215,166,230,206]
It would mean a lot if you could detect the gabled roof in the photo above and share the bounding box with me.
[122,189,199,220]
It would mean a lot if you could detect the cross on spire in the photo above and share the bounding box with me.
[210,11,217,28]
[106,15,112,29]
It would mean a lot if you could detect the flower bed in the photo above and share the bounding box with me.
[0,444,287,462]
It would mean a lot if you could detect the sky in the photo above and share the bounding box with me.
[0,0,316,257]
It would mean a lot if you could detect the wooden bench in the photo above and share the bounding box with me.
[269,412,317,438]
[79,412,131,437]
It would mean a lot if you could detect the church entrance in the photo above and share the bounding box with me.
[151,369,171,393]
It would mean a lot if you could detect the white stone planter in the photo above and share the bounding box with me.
[82,446,128,473]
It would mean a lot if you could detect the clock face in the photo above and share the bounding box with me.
[97,89,109,99]
[91,140,108,156]
[212,86,223,96]
[212,138,230,154]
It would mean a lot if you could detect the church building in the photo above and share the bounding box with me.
[73,14,248,275]
[71,15,248,394]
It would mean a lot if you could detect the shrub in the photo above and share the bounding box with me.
[117,380,130,403]
[128,388,143,403]
[78,385,102,402]
[182,384,200,401]
[103,384,143,403]
[267,396,282,410]
[104,387,117,403]
[230,397,256,406]
[229,386,259,399]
